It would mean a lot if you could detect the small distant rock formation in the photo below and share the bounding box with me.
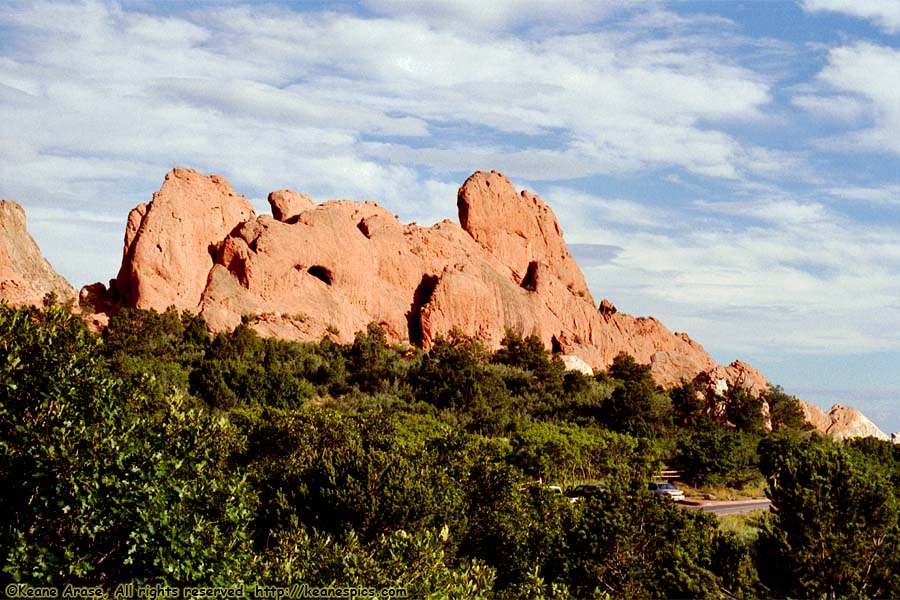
[0,200,76,306]
[801,402,889,440]
[892,432,899,444]
[560,355,594,376]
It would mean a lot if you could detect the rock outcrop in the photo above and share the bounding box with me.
[801,402,889,440]
[0,200,76,306]
[112,168,255,311]
[268,190,314,223]
[89,168,760,390]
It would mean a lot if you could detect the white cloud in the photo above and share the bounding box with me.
[791,93,869,123]
[361,0,638,34]
[543,186,900,356]
[0,0,781,221]
[800,43,900,154]
[826,184,900,204]
[802,0,900,33]
[544,188,675,232]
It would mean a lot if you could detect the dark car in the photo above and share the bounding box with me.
[564,484,607,501]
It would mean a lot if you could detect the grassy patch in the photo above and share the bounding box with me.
[677,481,766,501]
[717,511,766,546]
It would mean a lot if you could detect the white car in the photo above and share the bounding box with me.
[648,481,685,501]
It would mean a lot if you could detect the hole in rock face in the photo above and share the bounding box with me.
[307,265,333,286]
[357,219,371,238]
[520,261,539,292]
[551,336,562,354]
[407,274,440,347]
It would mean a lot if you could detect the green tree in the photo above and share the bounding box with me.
[242,407,480,546]
[674,429,761,488]
[725,386,765,433]
[345,322,410,397]
[763,385,812,432]
[0,304,254,585]
[492,330,552,372]
[257,525,495,597]
[555,477,749,598]
[757,436,900,598]
[606,352,653,385]
[670,381,709,428]
[599,381,672,436]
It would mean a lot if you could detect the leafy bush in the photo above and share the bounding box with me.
[0,304,869,598]
[757,435,900,598]
[0,304,254,585]
[674,429,762,488]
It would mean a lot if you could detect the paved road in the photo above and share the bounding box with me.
[682,499,771,515]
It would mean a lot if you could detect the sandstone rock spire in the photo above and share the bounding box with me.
[113,168,255,312]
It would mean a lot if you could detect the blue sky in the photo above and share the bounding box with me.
[2,0,900,433]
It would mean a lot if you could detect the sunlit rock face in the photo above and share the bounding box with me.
[0,200,76,306]
[90,167,762,391]
[801,402,889,440]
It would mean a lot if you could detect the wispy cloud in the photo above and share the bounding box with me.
[544,185,900,356]
[0,0,779,204]
[826,184,900,204]
[797,42,900,155]
[2,0,899,369]
[802,0,900,33]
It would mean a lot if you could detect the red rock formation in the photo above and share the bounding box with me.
[92,167,767,391]
[268,190,314,223]
[457,171,593,302]
[113,168,255,312]
[0,200,76,306]
[801,402,889,440]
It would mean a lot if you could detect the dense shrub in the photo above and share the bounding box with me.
[0,304,254,585]
[757,435,900,598]
[674,429,761,488]
[0,304,870,599]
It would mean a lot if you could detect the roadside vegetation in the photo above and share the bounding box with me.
[2,301,899,598]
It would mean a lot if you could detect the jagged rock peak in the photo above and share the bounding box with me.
[0,200,76,306]
[112,168,255,311]
[457,170,594,303]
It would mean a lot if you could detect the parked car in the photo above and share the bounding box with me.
[564,483,607,502]
[648,481,685,501]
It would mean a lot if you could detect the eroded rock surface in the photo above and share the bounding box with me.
[801,402,889,440]
[0,200,76,306]
[93,168,766,391]
[112,168,255,311]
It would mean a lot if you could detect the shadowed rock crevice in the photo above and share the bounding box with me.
[307,265,333,286]
[551,335,563,354]
[521,261,539,291]
[407,274,440,346]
